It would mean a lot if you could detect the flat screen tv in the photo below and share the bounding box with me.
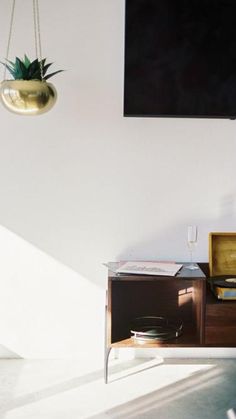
[124,0,236,118]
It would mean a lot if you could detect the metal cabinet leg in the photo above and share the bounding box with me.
[104,288,111,384]
[104,347,111,384]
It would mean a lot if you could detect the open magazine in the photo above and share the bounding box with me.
[104,261,183,276]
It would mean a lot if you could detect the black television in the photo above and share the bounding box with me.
[124,0,236,119]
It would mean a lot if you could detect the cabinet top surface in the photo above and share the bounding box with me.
[108,262,206,280]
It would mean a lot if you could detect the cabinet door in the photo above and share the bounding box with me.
[205,302,236,346]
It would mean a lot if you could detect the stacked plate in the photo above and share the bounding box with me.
[130,316,183,342]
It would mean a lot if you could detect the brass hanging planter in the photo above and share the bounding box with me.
[0,0,63,116]
[0,80,57,115]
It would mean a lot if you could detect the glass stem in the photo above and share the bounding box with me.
[190,250,193,264]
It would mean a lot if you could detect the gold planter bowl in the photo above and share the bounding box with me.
[0,80,57,115]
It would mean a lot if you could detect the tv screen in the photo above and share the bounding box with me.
[124,0,236,118]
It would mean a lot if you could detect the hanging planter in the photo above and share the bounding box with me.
[0,0,63,116]
[0,56,62,115]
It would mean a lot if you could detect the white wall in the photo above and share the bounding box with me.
[0,0,235,360]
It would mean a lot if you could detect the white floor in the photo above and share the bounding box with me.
[0,356,235,419]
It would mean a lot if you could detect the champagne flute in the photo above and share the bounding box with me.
[186,225,198,270]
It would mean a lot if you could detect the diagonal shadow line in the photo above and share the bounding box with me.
[0,358,157,414]
[109,360,163,383]
[0,345,22,359]
[89,365,224,419]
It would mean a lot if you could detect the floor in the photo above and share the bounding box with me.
[0,356,235,419]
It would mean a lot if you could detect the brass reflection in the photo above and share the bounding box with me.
[0,80,57,115]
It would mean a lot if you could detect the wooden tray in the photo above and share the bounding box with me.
[209,232,236,276]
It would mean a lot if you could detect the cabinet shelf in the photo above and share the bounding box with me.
[111,329,201,348]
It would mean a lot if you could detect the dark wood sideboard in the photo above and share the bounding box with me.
[104,263,236,383]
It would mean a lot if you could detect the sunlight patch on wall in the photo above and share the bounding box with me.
[0,226,104,360]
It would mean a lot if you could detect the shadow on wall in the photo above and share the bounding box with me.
[0,190,234,358]
[0,225,104,359]
[1,191,236,290]
[0,345,22,359]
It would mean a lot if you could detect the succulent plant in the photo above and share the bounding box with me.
[1,54,63,81]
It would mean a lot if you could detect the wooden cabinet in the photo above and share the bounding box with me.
[104,263,236,382]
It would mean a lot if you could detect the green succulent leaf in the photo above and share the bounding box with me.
[6,59,15,67]
[0,63,16,79]
[30,70,41,80]
[0,54,63,81]
[17,58,28,79]
[43,70,64,80]
[0,61,13,71]
[23,54,31,69]
[42,62,53,75]
[28,58,40,78]
[15,57,23,71]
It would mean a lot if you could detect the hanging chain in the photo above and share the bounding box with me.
[4,0,44,81]
[33,0,43,80]
[33,0,38,62]
[3,0,16,80]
